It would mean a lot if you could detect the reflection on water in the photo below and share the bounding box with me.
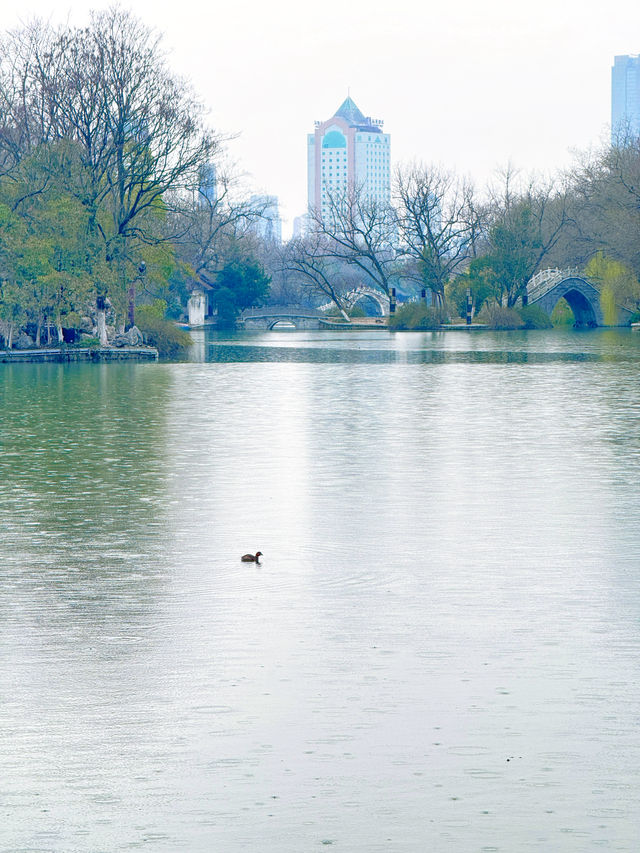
[207,344,604,364]
[2,331,640,851]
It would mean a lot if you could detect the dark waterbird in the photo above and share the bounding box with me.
[241,551,263,563]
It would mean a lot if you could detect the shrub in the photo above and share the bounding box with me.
[79,335,101,348]
[323,305,349,321]
[517,305,553,329]
[135,306,192,359]
[348,305,367,318]
[136,300,167,324]
[477,303,523,330]
[388,302,444,330]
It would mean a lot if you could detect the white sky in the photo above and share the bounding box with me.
[6,0,640,236]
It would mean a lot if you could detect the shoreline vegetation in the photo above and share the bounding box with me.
[1,11,640,354]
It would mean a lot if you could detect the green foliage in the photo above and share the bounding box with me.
[517,305,553,329]
[0,146,99,343]
[136,299,168,323]
[448,258,499,318]
[135,300,192,359]
[487,205,541,305]
[550,298,574,326]
[79,336,101,348]
[217,259,270,310]
[211,258,271,326]
[599,286,618,326]
[348,304,367,318]
[584,252,640,325]
[477,303,523,330]
[212,286,237,328]
[135,315,192,359]
[323,305,350,321]
[388,302,444,330]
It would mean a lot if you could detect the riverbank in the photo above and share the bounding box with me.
[0,346,158,363]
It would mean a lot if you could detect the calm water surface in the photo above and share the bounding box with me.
[1,328,640,851]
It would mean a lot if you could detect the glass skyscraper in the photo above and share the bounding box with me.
[611,55,640,143]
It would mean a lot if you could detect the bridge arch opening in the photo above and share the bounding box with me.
[268,319,297,330]
[552,289,598,328]
[351,294,384,317]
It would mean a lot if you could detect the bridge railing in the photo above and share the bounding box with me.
[527,267,582,300]
[241,306,324,319]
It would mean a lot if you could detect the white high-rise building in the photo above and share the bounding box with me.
[308,96,391,222]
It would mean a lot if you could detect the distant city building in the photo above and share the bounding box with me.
[250,194,282,243]
[307,96,391,223]
[198,163,217,205]
[292,214,310,238]
[611,55,640,142]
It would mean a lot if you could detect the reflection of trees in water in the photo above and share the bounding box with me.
[0,363,174,626]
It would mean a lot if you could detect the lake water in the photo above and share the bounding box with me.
[2,328,640,851]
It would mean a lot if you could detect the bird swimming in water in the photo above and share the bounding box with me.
[241,551,263,563]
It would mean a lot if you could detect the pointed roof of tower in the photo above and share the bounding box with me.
[334,96,367,126]
[331,95,383,133]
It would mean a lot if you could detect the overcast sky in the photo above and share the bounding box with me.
[6,0,640,235]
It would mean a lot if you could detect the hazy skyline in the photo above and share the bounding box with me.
[5,0,640,236]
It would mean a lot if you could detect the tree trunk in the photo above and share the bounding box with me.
[56,311,64,345]
[96,294,108,345]
[7,323,13,349]
[36,321,41,347]
[335,300,350,322]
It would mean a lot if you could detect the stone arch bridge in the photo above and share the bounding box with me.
[343,285,390,317]
[316,285,391,318]
[525,268,633,327]
[238,271,632,330]
[240,307,327,330]
[241,286,391,329]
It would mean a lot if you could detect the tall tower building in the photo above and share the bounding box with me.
[308,96,391,222]
[611,55,640,142]
[249,195,282,243]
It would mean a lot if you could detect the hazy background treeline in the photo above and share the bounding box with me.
[1,7,640,347]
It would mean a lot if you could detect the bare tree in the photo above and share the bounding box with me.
[307,183,399,298]
[394,163,480,309]
[0,21,60,174]
[279,233,353,319]
[568,139,640,278]
[173,165,268,292]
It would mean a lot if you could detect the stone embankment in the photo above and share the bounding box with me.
[0,346,158,363]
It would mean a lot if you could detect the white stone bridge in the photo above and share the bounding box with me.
[317,285,391,317]
[525,268,633,327]
[240,306,327,330]
[242,286,391,329]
